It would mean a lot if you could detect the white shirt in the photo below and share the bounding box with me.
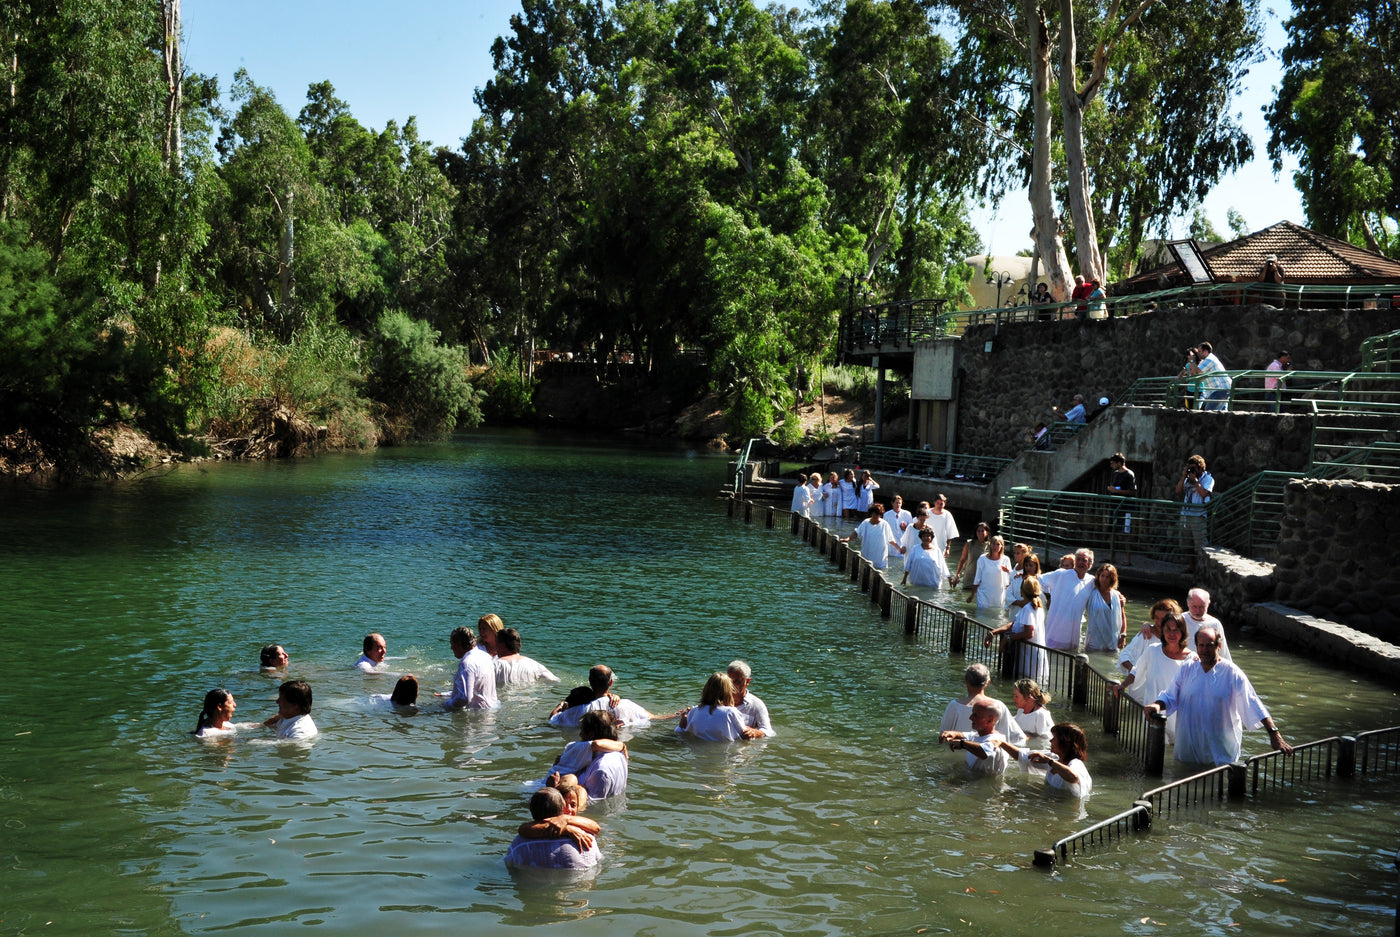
[939,698,1027,746]
[354,654,383,673]
[578,750,628,798]
[550,695,652,728]
[676,704,748,741]
[448,646,499,709]
[1184,611,1232,661]
[504,835,601,870]
[495,655,560,686]
[956,731,1009,777]
[736,693,775,736]
[272,714,318,741]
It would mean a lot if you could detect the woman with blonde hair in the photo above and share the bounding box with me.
[676,673,764,741]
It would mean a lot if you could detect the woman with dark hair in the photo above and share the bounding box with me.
[999,722,1092,797]
[952,522,991,590]
[193,689,238,737]
[260,645,288,670]
[1116,613,1196,743]
[494,628,560,686]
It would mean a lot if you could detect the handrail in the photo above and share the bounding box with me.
[729,438,757,496]
[1117,369,1400,413]
[1361,328,1400,373]
[857,444,1012,482]
[1000,487,1198,569]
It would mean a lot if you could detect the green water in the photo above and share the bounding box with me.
[1,430,1397,936]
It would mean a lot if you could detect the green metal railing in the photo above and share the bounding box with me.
[932,281,1400,338]
[999,487,1196,567]
[857,444,1012,482]
[1118,369,1400,414]
[1361,328,1400,372]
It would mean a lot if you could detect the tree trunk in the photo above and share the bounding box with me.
[1026,0,1073,300]
[1058,0,1104,284]
[279,189,294,309]
[162,0,182,171]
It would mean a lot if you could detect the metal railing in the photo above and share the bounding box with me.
[999,487,1196,569]
[1117,369,1400,414]
[1045,803,1151,866]
[838,299,950,353]
[1361,328,1400,373]
[1141,764,1231,819]
[1358,726,1400,775]
[1248,736,1339,795]
[857,445,1012,483]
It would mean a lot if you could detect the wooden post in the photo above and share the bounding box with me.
[791,511,800,534]
[1072,654,1090,707]
[950,613,968,654]
[1339,736,1357,778]
[879,580,892,618]
[1145,711,1167,776]
[1227,761,1248,801]
[904,597,918,635]
[1103,682,1120,736]
[765,506,775,529]
[744,501,753,523]
[850,554,862,582]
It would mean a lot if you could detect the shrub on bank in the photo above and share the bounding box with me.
[366,311,481,440]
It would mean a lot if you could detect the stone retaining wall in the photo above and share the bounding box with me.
[1271,478,1399,640]
[957,304,1400,461]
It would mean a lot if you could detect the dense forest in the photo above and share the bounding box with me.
[0,0,1392,473]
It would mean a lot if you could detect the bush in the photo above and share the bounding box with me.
[366,311,481,438]
[477,353,536,423]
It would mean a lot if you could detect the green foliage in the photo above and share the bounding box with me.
[366,311,481,438]
[477,354,538,423]
[1267,0,1400,255]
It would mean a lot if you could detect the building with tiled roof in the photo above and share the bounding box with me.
[1115,220,1400,294]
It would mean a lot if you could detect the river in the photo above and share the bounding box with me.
[1,430,1397,935]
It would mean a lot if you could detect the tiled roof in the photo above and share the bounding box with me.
[1121,221,1400,290]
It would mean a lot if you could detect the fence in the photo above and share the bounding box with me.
[856,444,1011,483]
[729,495,1400,877]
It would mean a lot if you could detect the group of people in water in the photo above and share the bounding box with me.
[821,486,1292,771]
[193,616,779,873]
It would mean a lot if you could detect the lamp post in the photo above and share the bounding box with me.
[989,269,1015,308]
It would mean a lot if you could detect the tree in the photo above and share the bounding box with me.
[1267,0,1399,255]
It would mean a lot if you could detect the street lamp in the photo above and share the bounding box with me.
[989,269,1015,308]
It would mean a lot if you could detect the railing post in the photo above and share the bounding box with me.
[1227,761,1248,801]
[765,506,775,529]
[879,579,892,618]
[1145,711,1167,776]
[1033,847,1056,869]
[790,511,800,534]
[1072,655,1091,707]
[950,613,968,654]
[1103,683,1121,736]
[1339,736,1357,778]
[850,553,862,582]
[744,500,753,523]
[727,496,735,517]
[904,597,918,635]
[1132,800,1153,832]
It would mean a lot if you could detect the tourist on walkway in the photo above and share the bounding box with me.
[1265,350,1290,412]
[1188,342,1232,410]
[1085,564,1127,653]
[1056,394,1087,423]
[1144,626,1291,766]
[1177,455,1214,572]
[1106,452,1137,564]
[1039,548,1097,650]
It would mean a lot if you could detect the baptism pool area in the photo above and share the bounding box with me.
[1,430,1397,936]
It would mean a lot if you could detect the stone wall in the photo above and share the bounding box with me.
[1144,409,1314,500]
[1272,478,1399,641]
[956,303,1400,462]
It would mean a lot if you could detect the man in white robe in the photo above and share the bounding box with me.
[1039,549,1096,650]
[1145,627,1291,766]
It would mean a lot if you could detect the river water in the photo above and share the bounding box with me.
[1,430,1397,936]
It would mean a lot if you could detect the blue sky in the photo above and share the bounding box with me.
[183,0,1305,257]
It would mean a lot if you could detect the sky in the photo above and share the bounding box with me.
[182,0,1306,259]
